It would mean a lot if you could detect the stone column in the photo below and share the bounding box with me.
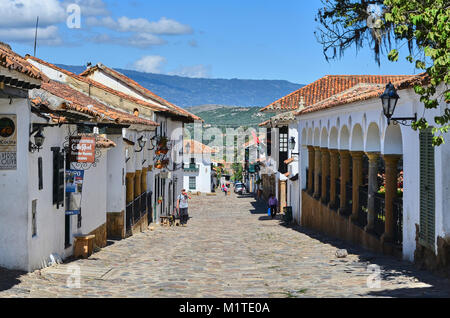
[338,150,350,214]
[307,146,315,194]
[365,152,380,232]
[134,170,142,199]
[329,149,339,208]
[321,148,330,203]
[382,154,401,243]
[313,146,322,199]
[141,167,148,194]
[350,151,364,221]
[125,172,135,204]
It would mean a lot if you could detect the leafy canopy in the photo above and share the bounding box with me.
[316,0,449,145]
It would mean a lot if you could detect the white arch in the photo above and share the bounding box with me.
[320,127,328,148]
[313,127,320,146]
[301,128,307,146]
[383,124,403,154]
[307,127,313,145]
[365,122,381,152]
[329,126,339,149]
[351,124,364,151]
[339,125,350,150]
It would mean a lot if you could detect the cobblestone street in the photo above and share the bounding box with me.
[1,192,450,298]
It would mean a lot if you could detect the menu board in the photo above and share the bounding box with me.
[0,115,17,170]
[69,136,96,163]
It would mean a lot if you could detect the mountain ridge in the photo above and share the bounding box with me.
[57,64,304,108]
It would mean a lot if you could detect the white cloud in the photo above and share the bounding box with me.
[168,65,212,78]
[88,16,193,35]
[0,0,65,28]
[61,0,109,17]
[132,55,167,74]
[91,32,166,48]
[0,25,62,46]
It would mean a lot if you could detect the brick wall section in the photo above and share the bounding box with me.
[107,211,125,240]
[301,191,402,258]
[89,223,107,249]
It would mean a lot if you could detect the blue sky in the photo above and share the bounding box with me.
[3,0,419,84]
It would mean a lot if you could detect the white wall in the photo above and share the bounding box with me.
[28,121,68,271]
[296,87,450,262]
[73,149,108,236]
[0,98,30,270]
[107,135,126,214]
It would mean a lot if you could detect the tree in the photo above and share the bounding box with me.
[316,0,449,145]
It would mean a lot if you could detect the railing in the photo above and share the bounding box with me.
[373,193,385,238]
[342,181,352,216]
[183,163,200,172]
[133,194,141,223]
[317,174,322,198]
[334,178,341,211]
[147,191,153,224]
[305,168,309,191]
[325,175,330,204]
[357,185,368,228]
[126,200,134,233]
[393,197,403,246]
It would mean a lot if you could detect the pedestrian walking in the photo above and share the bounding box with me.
[177,189,191,226]
[268,193,278,219]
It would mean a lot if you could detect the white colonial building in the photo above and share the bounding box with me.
[183,139,215,193]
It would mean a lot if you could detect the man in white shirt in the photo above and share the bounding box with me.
[177,189,191,226]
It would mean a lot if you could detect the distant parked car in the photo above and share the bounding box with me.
[234,183,247,195]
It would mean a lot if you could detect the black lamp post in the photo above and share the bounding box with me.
[289,136,299,155]
[135,135,147,152]
[380,82,417,125]
[29,127,45,153]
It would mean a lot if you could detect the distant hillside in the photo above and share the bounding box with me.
[186,105,272,127]
[57,64,303,108]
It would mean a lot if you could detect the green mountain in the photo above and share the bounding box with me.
[57,64,303,108]
[186,105,272,127]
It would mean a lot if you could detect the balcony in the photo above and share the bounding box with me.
[183,163,200,172]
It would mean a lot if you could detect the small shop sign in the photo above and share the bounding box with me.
[0,115,17,170]
[69,136,96,163]
[65,169,84,215]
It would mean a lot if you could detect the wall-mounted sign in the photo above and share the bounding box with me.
[0,115,17,170]
[65,169,84,215]
[69,136,96,163]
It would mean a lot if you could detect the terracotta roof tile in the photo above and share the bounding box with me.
[261,74,419,113]
[0,43,44,84]
[34,80,159,127]
[25,55,175,114]
[184,139,217,154]
[81,64,202,122]
[295,74,428,116]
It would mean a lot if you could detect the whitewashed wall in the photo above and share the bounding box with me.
[0,98,30,270]
[296,87,449,262]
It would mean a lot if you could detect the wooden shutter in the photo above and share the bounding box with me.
[52,147,65,209]
[419,128,435,250]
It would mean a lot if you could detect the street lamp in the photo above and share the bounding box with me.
[380,82,417,125]
[135,135,147,152]
[29,127,45,153]
[289,136,299,155]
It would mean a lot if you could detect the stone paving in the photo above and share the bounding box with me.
[1,192,450,298]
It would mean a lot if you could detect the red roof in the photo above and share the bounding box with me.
[295,74,428,116]
[36,80,159,127]
[0,43,44,84]
[80,63,202,122]
[25,55,176,114]
[261,75,418,112]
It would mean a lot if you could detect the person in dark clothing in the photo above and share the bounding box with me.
[268,193,278,219]
[177,189,191,226]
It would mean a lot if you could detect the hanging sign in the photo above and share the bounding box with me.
[0,115,17,170]
[65,169,84,215]
[69,136,96,163]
